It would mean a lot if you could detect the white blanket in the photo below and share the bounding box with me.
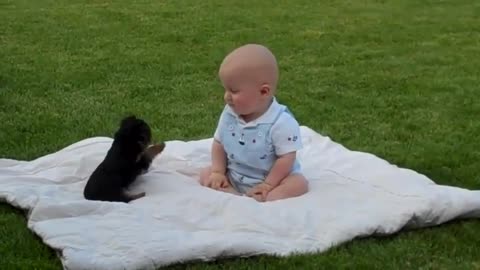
[1,126,479,270]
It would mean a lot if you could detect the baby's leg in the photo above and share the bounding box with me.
[266,174,309,202]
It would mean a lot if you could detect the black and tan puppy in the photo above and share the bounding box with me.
[83,115,165,203]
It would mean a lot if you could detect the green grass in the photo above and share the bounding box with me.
[1,0,480,268]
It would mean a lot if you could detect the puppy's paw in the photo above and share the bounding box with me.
[145,142,165,159]
[127,191,146,202]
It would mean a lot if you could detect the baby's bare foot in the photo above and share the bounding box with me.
[251,193,265,202]
[219,186,242,196]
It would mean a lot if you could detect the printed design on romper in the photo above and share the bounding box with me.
[287,135,298,142]
[238,133,245,145]
[228,125,235,138]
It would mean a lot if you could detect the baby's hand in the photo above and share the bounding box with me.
[207,172,229,190]
[247,182,274,202]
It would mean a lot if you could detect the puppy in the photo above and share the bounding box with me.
[83,115,165,203]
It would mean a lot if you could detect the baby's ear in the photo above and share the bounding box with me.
[260,84,271,96]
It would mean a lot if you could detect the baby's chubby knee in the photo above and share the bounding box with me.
[264,174,309,202]
[292,174,309,194]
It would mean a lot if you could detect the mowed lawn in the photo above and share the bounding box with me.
[1,0,480,269]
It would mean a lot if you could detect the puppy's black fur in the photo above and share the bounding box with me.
[83,115,165,203]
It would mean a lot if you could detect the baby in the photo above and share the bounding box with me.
[199,44,308,202]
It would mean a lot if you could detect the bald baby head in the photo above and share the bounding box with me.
[219,44,279,95]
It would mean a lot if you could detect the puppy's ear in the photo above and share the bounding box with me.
[120,115,137,127]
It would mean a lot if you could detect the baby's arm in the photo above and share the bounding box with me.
[211,139,227,174]
[211,106,229,174]
[203,106,230,190]
[264,152,296,187]
[265,112,302,188]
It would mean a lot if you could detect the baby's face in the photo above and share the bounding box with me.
[221,73,266,118]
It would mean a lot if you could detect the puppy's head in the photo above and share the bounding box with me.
[114,115,152,153]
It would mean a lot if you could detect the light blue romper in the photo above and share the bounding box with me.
[214,98,303,194]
